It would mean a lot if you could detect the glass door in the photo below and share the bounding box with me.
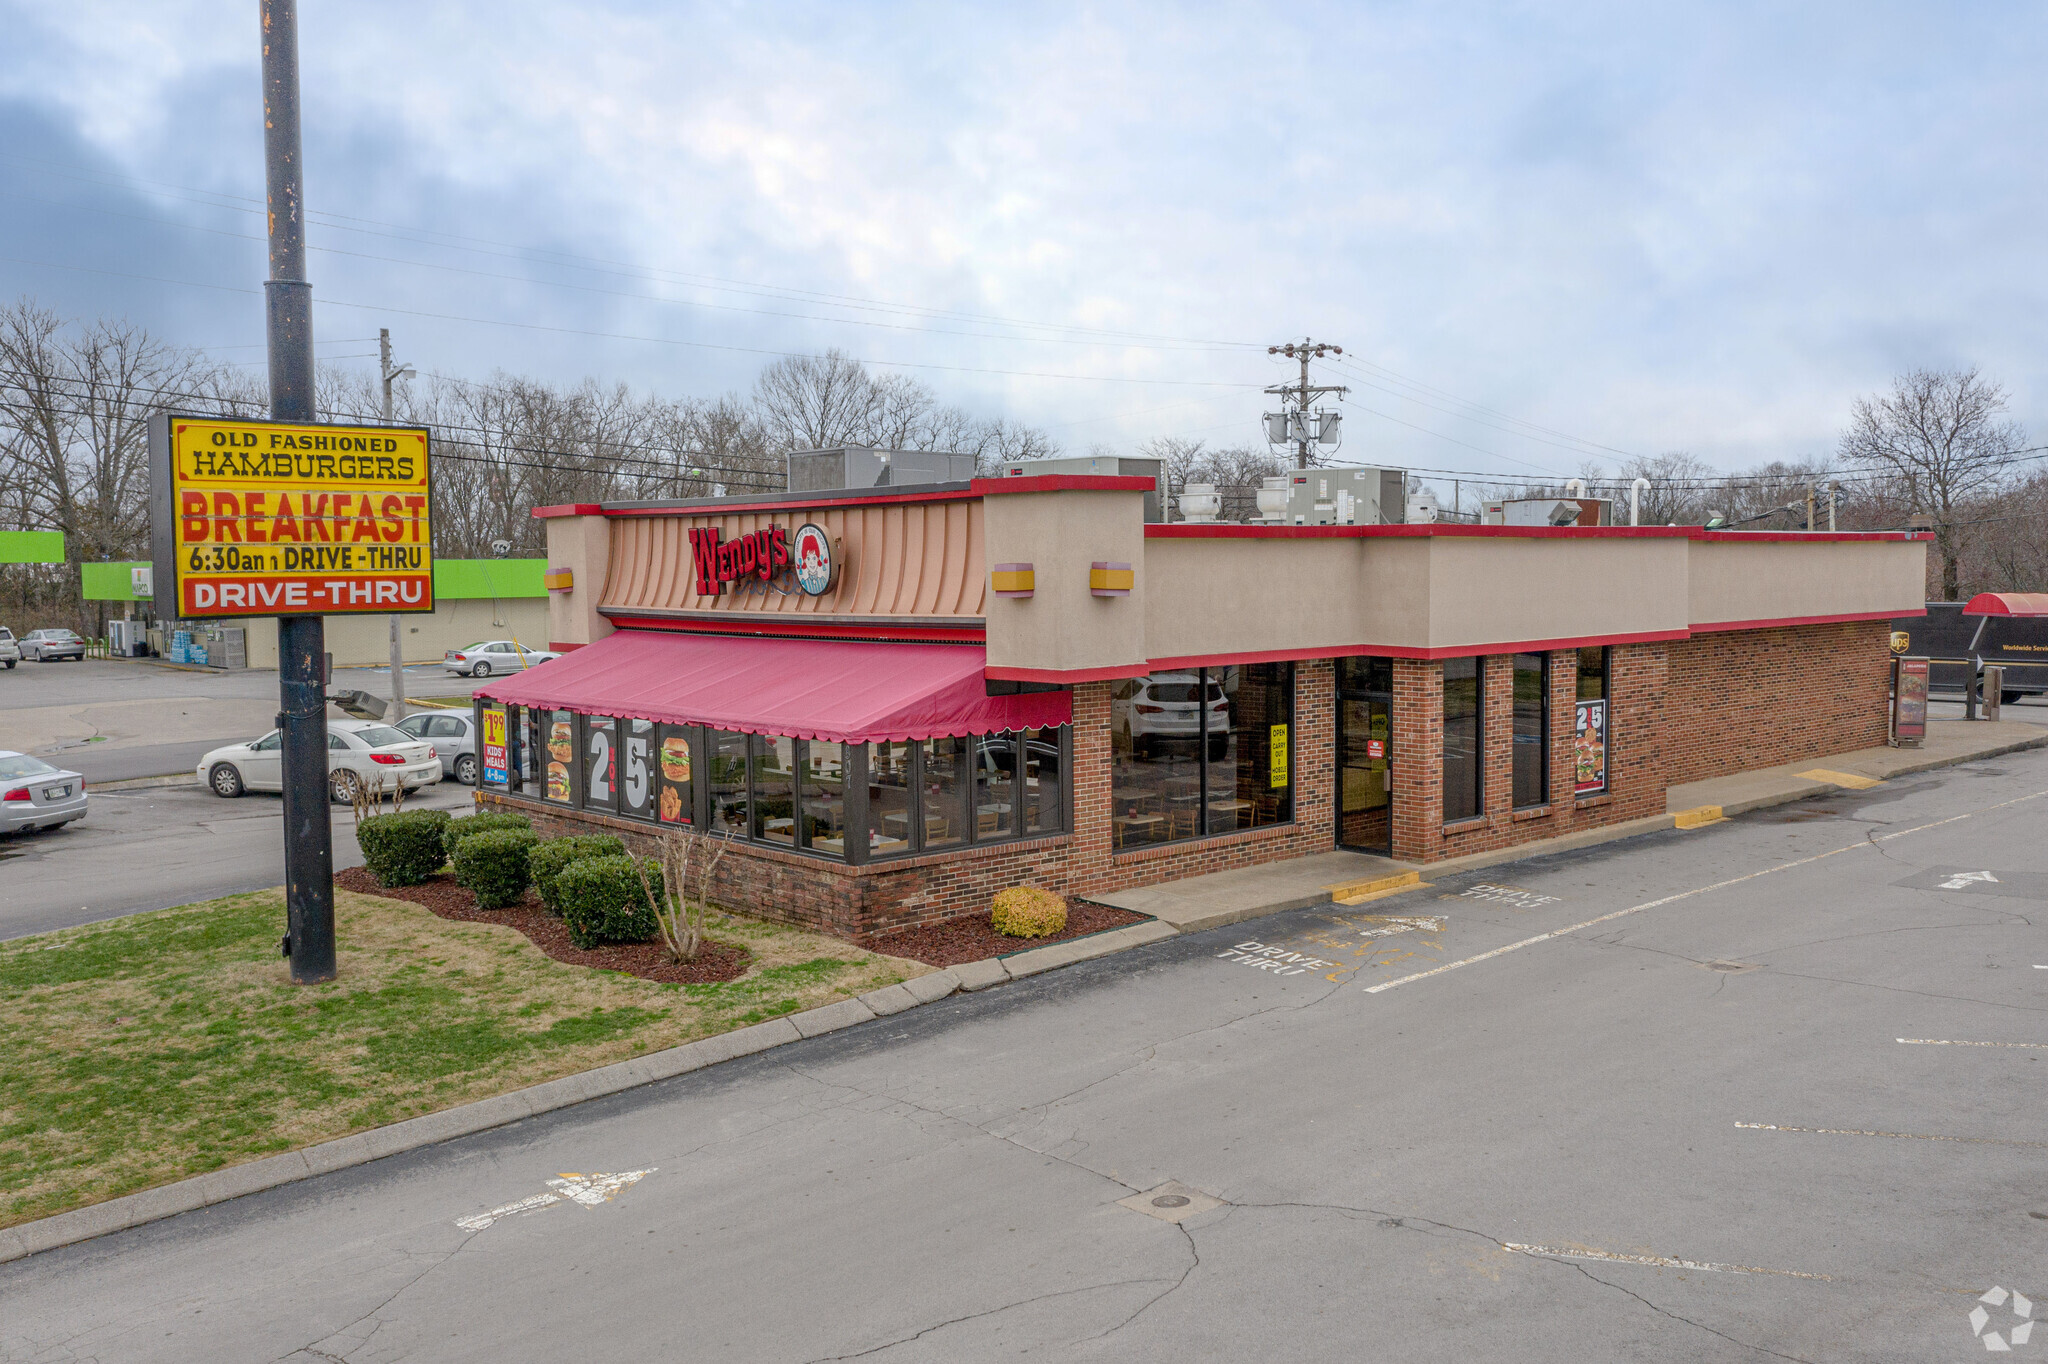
[1337,658,1393,854]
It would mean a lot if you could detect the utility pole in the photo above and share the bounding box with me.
[1263,340,1348,469]
[262,0,335,983]
[379,327,415,725]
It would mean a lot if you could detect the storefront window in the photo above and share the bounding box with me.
[1111,665,1293,848]
[920,736,968,849]
[1512,654,1548,809]
[544,709,574,803]
[866,740,915,857]
[708,729,748,836]
[750,735,797,845]
[802,742,847,855]
[656,723,694,825]
[1575,646,1610,796]
[1021,728,1064,835]
[620,718,656,820]
[973,734,1017,839]
[1443,657,1482,822]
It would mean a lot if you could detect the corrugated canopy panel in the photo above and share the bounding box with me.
[1962,592,2048,618]
[475,629,1069,742]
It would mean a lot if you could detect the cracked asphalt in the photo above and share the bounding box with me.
[6,746,2048,1361]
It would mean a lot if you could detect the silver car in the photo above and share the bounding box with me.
[395,710,479,785]
[0,627,19,669]
[198,720,441,803]
[0,751,87,834]
[20,628,85,662]
[443,640,558,677]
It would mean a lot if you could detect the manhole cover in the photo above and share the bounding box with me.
[1118,1181,1224,1223]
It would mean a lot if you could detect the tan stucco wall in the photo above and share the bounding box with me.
[1423,536,1691,648]
[1687,539,1925,627]
[1140,537,1431,662]
[983,487,1149,675]
[231,597,551,669]
[545,514,613,649]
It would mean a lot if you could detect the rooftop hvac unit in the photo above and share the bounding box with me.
[786,447,978,493]
[1482,497,1614,528]
[1283,467,1408,526]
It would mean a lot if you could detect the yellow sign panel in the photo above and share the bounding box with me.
[1269,723,1289,788]
[151,414,433,618]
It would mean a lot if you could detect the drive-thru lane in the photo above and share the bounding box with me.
[5,749,2048,1361]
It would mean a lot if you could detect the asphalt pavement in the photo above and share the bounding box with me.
[5,743,2046,1360]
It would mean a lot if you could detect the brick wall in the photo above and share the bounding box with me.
[1661,620,1892,787]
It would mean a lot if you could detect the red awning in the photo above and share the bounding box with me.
[475,629,1070,743]
[1962,592,2048,618]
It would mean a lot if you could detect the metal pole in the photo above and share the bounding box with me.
[263,0,335,983]
[380,327,407,726]
[1296,347,1311,470]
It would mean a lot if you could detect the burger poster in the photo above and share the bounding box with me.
[1574,699,1608,795]
[545,709,573,803]
[658,725,693,825]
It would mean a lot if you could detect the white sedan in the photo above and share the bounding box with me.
[444,640,558,678]
[199,719,442,803]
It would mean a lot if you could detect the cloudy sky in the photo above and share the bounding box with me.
[2,1,2043,484]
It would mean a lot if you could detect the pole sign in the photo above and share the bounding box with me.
[150,413,434,618]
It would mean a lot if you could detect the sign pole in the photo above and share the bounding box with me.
[262,0,336,982]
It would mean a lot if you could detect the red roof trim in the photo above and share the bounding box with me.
[532,503,603,519]
[974,474,1155,495]
[603,611,985,644]
[1689,609,1915,633]
[1145,523,1927,542]
[984,662,1152,683]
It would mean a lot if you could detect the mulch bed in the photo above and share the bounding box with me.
[860,901,1149,968]
[334,867,752,985]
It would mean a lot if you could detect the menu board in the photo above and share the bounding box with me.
[1892,657,1929,743]
[1574,699,1608,794]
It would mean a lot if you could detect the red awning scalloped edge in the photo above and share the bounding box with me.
[1962,592,2048,618]
[474,629,1069,742]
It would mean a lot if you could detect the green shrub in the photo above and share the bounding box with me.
[529,834,628,914]
[452,828,540,909]
[442,811,533,863]
[991,885,1067,938]
[557,854,662,949]
[356,808,453,887]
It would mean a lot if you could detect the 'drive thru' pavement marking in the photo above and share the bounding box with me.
[1362,788,2048,996]
[1736,1122,2048,1149]
[456,1169,655,1231]
[1504,1242,1831,1280]
[1898,1038,2048,1049]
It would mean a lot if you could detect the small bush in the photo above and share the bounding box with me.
[529,834,628,914]
[442,811,532,863]
[991,886,1067,938]
[557,854,662,949]
[452,828,540,909]
[357,808,453,887]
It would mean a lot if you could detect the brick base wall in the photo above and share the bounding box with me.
[478,627,1892,935]
[1660,620,1893,787]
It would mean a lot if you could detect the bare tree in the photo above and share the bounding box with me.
[1837,368,2025,600]
[753,350,881,452]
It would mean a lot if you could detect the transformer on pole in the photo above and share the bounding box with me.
[1263,340,1348,469]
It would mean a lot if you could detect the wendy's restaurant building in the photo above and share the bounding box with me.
[471,469,1926,941]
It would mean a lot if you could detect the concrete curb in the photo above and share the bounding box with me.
[92,773,202,793]
[0,915,1206,1264]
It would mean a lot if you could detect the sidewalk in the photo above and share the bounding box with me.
[1088,718,2048,933]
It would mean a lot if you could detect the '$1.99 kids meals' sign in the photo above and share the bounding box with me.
[150,414,434,618]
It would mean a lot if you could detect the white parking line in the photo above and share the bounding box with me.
[1363,789,2048,996]
[1736,1122,2048,1149]
[1505,1242,1830,1280]
[1898,1038,2048,1049]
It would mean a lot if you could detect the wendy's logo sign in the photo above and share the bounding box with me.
[791,523,835,596]
[689,525,789,596]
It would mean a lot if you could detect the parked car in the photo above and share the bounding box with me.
[198,719,441,803]
[0,751,87,834]
[395,709,479,785]
[444,640,558,677]
[0,628,19,669]
[1110,673,1230,758]
[20,628,85,662]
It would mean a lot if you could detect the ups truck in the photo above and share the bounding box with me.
[1891,602,2048,703]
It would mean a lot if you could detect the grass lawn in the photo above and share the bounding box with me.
[0,887,927,1230]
